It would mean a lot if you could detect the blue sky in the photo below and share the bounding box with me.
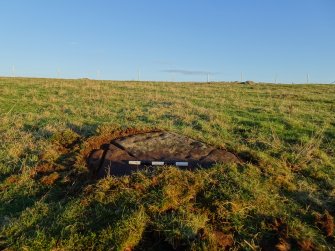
[0,0,334,83]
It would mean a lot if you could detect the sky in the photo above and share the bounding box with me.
[0,0,334,83]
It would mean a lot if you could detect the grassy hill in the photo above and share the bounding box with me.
[0,77,334,250]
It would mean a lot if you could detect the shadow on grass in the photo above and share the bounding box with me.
[281,189,335,216]
[66,122,100,138]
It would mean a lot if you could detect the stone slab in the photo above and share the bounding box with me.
[87,131,240,178]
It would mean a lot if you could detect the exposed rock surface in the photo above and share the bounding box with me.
[87,131,240,178]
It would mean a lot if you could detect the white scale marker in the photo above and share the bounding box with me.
[128,161,189,166]
[176,162,189,167]
[128,161,141,165]
[151,161,165,166]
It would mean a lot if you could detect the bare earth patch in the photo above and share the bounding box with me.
[316,211,334,238]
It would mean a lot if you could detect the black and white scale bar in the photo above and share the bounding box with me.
[128,160,189,167]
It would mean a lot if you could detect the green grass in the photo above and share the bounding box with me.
[0,77,334,250]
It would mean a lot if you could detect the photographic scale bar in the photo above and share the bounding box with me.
[128,160,189,167]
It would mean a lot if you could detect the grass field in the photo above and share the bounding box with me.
[0,77,334,250]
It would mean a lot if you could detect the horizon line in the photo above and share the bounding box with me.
[0,75,334,85]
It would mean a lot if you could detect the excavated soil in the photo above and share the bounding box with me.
[87,130,240,178]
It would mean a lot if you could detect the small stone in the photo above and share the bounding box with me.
[241,80,255,85]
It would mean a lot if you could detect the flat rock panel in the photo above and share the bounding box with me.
[87,131,240,178]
